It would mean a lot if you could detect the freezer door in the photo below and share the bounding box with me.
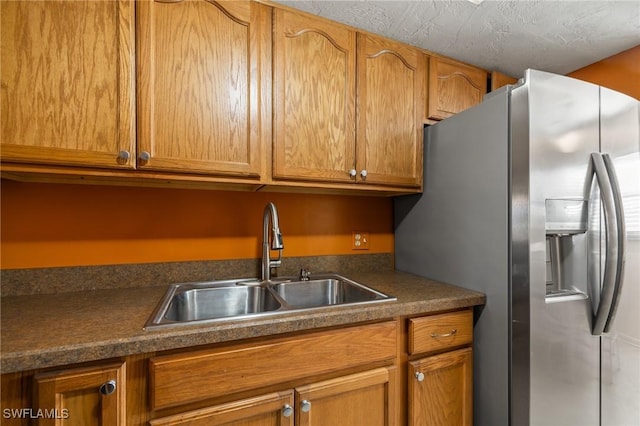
[599,87,640,426]
[526,70,601,425]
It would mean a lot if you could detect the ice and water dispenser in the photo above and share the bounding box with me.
[545,199,590,302]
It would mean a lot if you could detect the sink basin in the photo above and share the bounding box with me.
[272,277,390,309]
[164,286,282,321]
[145,274,395,329]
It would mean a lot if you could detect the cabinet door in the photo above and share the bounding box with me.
[1,0,135,169]
[296,367,396,426]
[273,9,356,184]
[150,391,294,426]
[34,361,126,426]
[428,57,487,120]
[137,1,269,177]
[408,348,472,426]
[356,33,424,188]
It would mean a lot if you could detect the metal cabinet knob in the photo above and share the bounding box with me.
[360,169,368,179]
[301,399,312,413]
[99,380,117,396]
[349,169,357,179]
[282,404,293,417]
[117,150,130,162]
[139,151,151,162]
[415,372,425,382]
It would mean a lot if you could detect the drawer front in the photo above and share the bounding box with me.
[150,321,397,410]
[408,309,472,355]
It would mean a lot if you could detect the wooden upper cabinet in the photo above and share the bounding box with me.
[137,0,270,178]
[491,70,518,91]
[356,33,424,188]
[273,9,356,184]
[34,361,126,426]
[0,0,136,169]
[428,56,487,121]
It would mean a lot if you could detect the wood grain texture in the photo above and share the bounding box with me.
[356,33,424,188]
[409,348,473,426]
[428,56,487,120]
[491,71,518,91]
[126,354,153,426]
[409,309,473,355]
[137,0,269,177]
[1,371,29,426]
[34,361,126,426]
[0,0,135,168]
[296,367,396,426]
[273,9,356,183]
[149,321,396,410]
[150,391,294,426]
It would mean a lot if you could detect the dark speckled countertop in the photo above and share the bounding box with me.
[1,270,484,374]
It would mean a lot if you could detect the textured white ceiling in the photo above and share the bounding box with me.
[274,0,640,78]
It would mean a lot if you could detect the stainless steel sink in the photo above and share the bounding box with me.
[272,277,390,309]
[145,274,395,329]
[164,286,282,321]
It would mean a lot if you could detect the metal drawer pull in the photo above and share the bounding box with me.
[415,372,425,382]
[431,329,457,338]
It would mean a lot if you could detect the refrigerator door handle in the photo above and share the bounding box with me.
[601,154,626,333]
[590,153,622,335]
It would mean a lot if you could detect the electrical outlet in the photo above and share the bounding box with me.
[352,232,370,250]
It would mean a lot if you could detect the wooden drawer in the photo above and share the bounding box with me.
[150,321,397,410]
[408,309,472,355]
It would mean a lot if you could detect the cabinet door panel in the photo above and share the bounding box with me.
[357,33,424,188]
[150,391,294,426]
[273,9,356,183]
[137,0,268,177]
[34,361,126,426]
[428,57,487,120]
[409,348,472,426]
[296,367,395,426]
[1,0,135,169]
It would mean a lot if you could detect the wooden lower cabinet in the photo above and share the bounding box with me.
[1,311,476,426]
[150,367,394,426]
[296,367,395,426]
[408,347,473,426]
[33,361,126,426]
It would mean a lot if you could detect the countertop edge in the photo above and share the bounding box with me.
[1,272,486,374]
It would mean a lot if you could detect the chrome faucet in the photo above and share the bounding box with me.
[261,202,284,281]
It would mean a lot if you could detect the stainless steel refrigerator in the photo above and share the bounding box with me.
[394,69,639,425]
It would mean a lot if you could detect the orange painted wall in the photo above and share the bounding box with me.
[568,45,640,100]
[0,180,393,269]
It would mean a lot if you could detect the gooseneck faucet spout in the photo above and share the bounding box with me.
[262,202,284,281]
